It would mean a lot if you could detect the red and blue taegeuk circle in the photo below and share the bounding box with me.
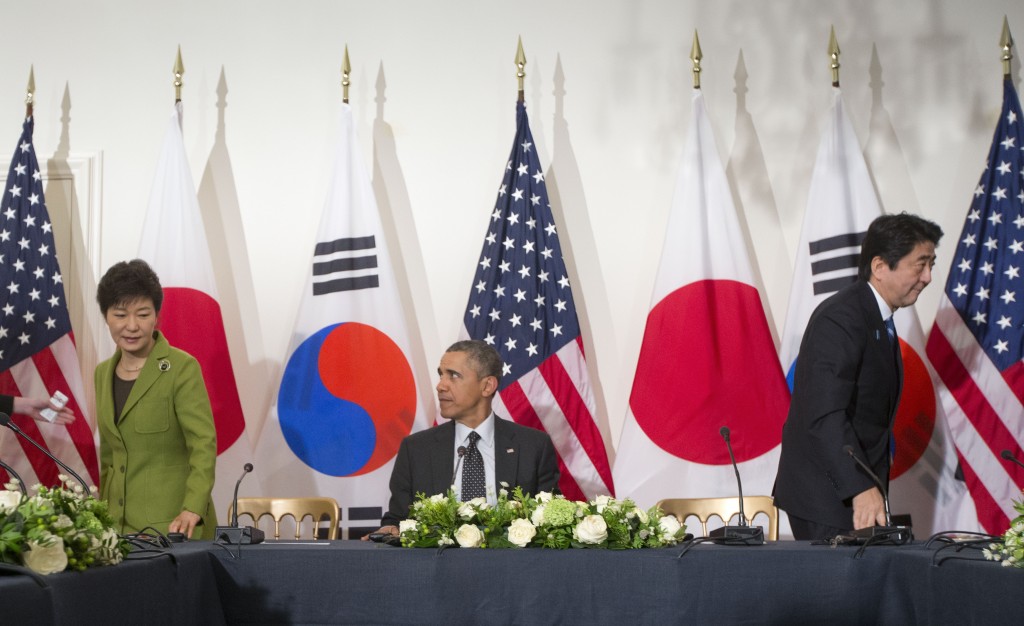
[278,322,417,476]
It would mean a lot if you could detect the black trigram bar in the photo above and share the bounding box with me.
[809,231,865,296]
[315,235,376,256]
[313,255,378,276]
[808,231,865,256]
[312,235,379,295]
[313,275,380,295]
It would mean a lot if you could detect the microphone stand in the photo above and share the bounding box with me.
[216,463,265,545]
[843,445,911,544]
[709,426,764,545]
[0,458,27,496]
[0,412,90,492]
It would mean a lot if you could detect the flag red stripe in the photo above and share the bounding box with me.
[926,325,1024,488]
[31,342,100,483]
[0,369,59,485]
[499,380,584,499]
[499,381,547,432]
[955,450,1010,534]
[536,352,615,491]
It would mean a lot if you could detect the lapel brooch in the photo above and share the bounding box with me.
[158,359,171,372]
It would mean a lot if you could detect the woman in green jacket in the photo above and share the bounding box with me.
[94,259,217,539]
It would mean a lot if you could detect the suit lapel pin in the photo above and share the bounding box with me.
[506,448,515,454]
[158,359,171,372]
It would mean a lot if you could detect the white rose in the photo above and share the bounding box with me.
[53,514,74,530]
[399,519,419,534]
[454,524,483,548]
[574,514,608,544]
[429,494,446,503]
[531,504,546,526]
[592,494,611,513]
[507,518,537,547]
[535,491,553,503]
[0,490,21,514]
[636,508,649,525]
[658,514,682,538]
[23,537,68,575]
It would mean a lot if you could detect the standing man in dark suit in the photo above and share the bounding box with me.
[373,340,560,534]
[774,213,943,540]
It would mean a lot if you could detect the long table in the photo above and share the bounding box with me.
[2,540,1021,624]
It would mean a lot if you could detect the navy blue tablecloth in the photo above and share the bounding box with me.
[2,540,1021,624]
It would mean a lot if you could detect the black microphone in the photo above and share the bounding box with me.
[451,446,467,491]
[0,458,27,496]
[709,426,764,545]
[215,462,264,545]
[1001,449,1024,471]
[230,463,254,526]
[843,445,910,543]
[0,412,90,492]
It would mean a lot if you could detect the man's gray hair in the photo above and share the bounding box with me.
[446,340,502,383]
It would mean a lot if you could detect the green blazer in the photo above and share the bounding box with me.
[95,331,218,539]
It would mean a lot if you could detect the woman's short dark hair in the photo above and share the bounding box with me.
[96,259,164,315]
[858,213,944,280]
[446,339,503,384]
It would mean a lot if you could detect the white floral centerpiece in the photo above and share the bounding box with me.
[0,476,130,575]
[984,496,1024,568]
[399,485,687,549]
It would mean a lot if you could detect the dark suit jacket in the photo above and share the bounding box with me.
[381,417,560,527]
[774,281,902,530]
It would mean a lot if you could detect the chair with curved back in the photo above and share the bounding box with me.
[656,496,779,541]
[228,497,340,540]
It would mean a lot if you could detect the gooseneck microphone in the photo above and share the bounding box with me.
[0,412,90,492]
[842,445,891,525]
[0,458,27,496]
[709,426,764,545]
[721,427,747,526]
[1001,449,1024,471]
[451,446,467,491]
[843,445,910,543]
[230,463,254,527]
[216,462,264,545]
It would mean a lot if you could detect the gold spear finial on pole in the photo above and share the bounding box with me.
[173,46,185,102]
[342,45,351,104]
[829,26,841,87]
[515,36,526,103]
[1000,17,1014,77]
[25,66,35,118]
[691,30,703,89]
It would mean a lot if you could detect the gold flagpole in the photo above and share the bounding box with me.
[515,37,526,103]
[829,26,840,87]
[342,45,351,104]
[25,66,35,118]
[1000,17,1014,77]
[691,30,702,89]
[173,46,185,103]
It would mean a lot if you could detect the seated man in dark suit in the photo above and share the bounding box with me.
[373,340,560,535]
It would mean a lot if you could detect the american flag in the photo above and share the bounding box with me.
[0,117,97,487]
[926,76,1024,534]
[462,101,614,500]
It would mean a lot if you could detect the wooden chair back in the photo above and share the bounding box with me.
[656,496,779,541]
[228,496,340,540]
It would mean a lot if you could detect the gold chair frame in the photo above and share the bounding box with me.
[228,497,340,540]
[656,496,779,541]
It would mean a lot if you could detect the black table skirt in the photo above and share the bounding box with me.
[2,540,1021,625]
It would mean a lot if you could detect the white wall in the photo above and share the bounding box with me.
[4,0,1022,463]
